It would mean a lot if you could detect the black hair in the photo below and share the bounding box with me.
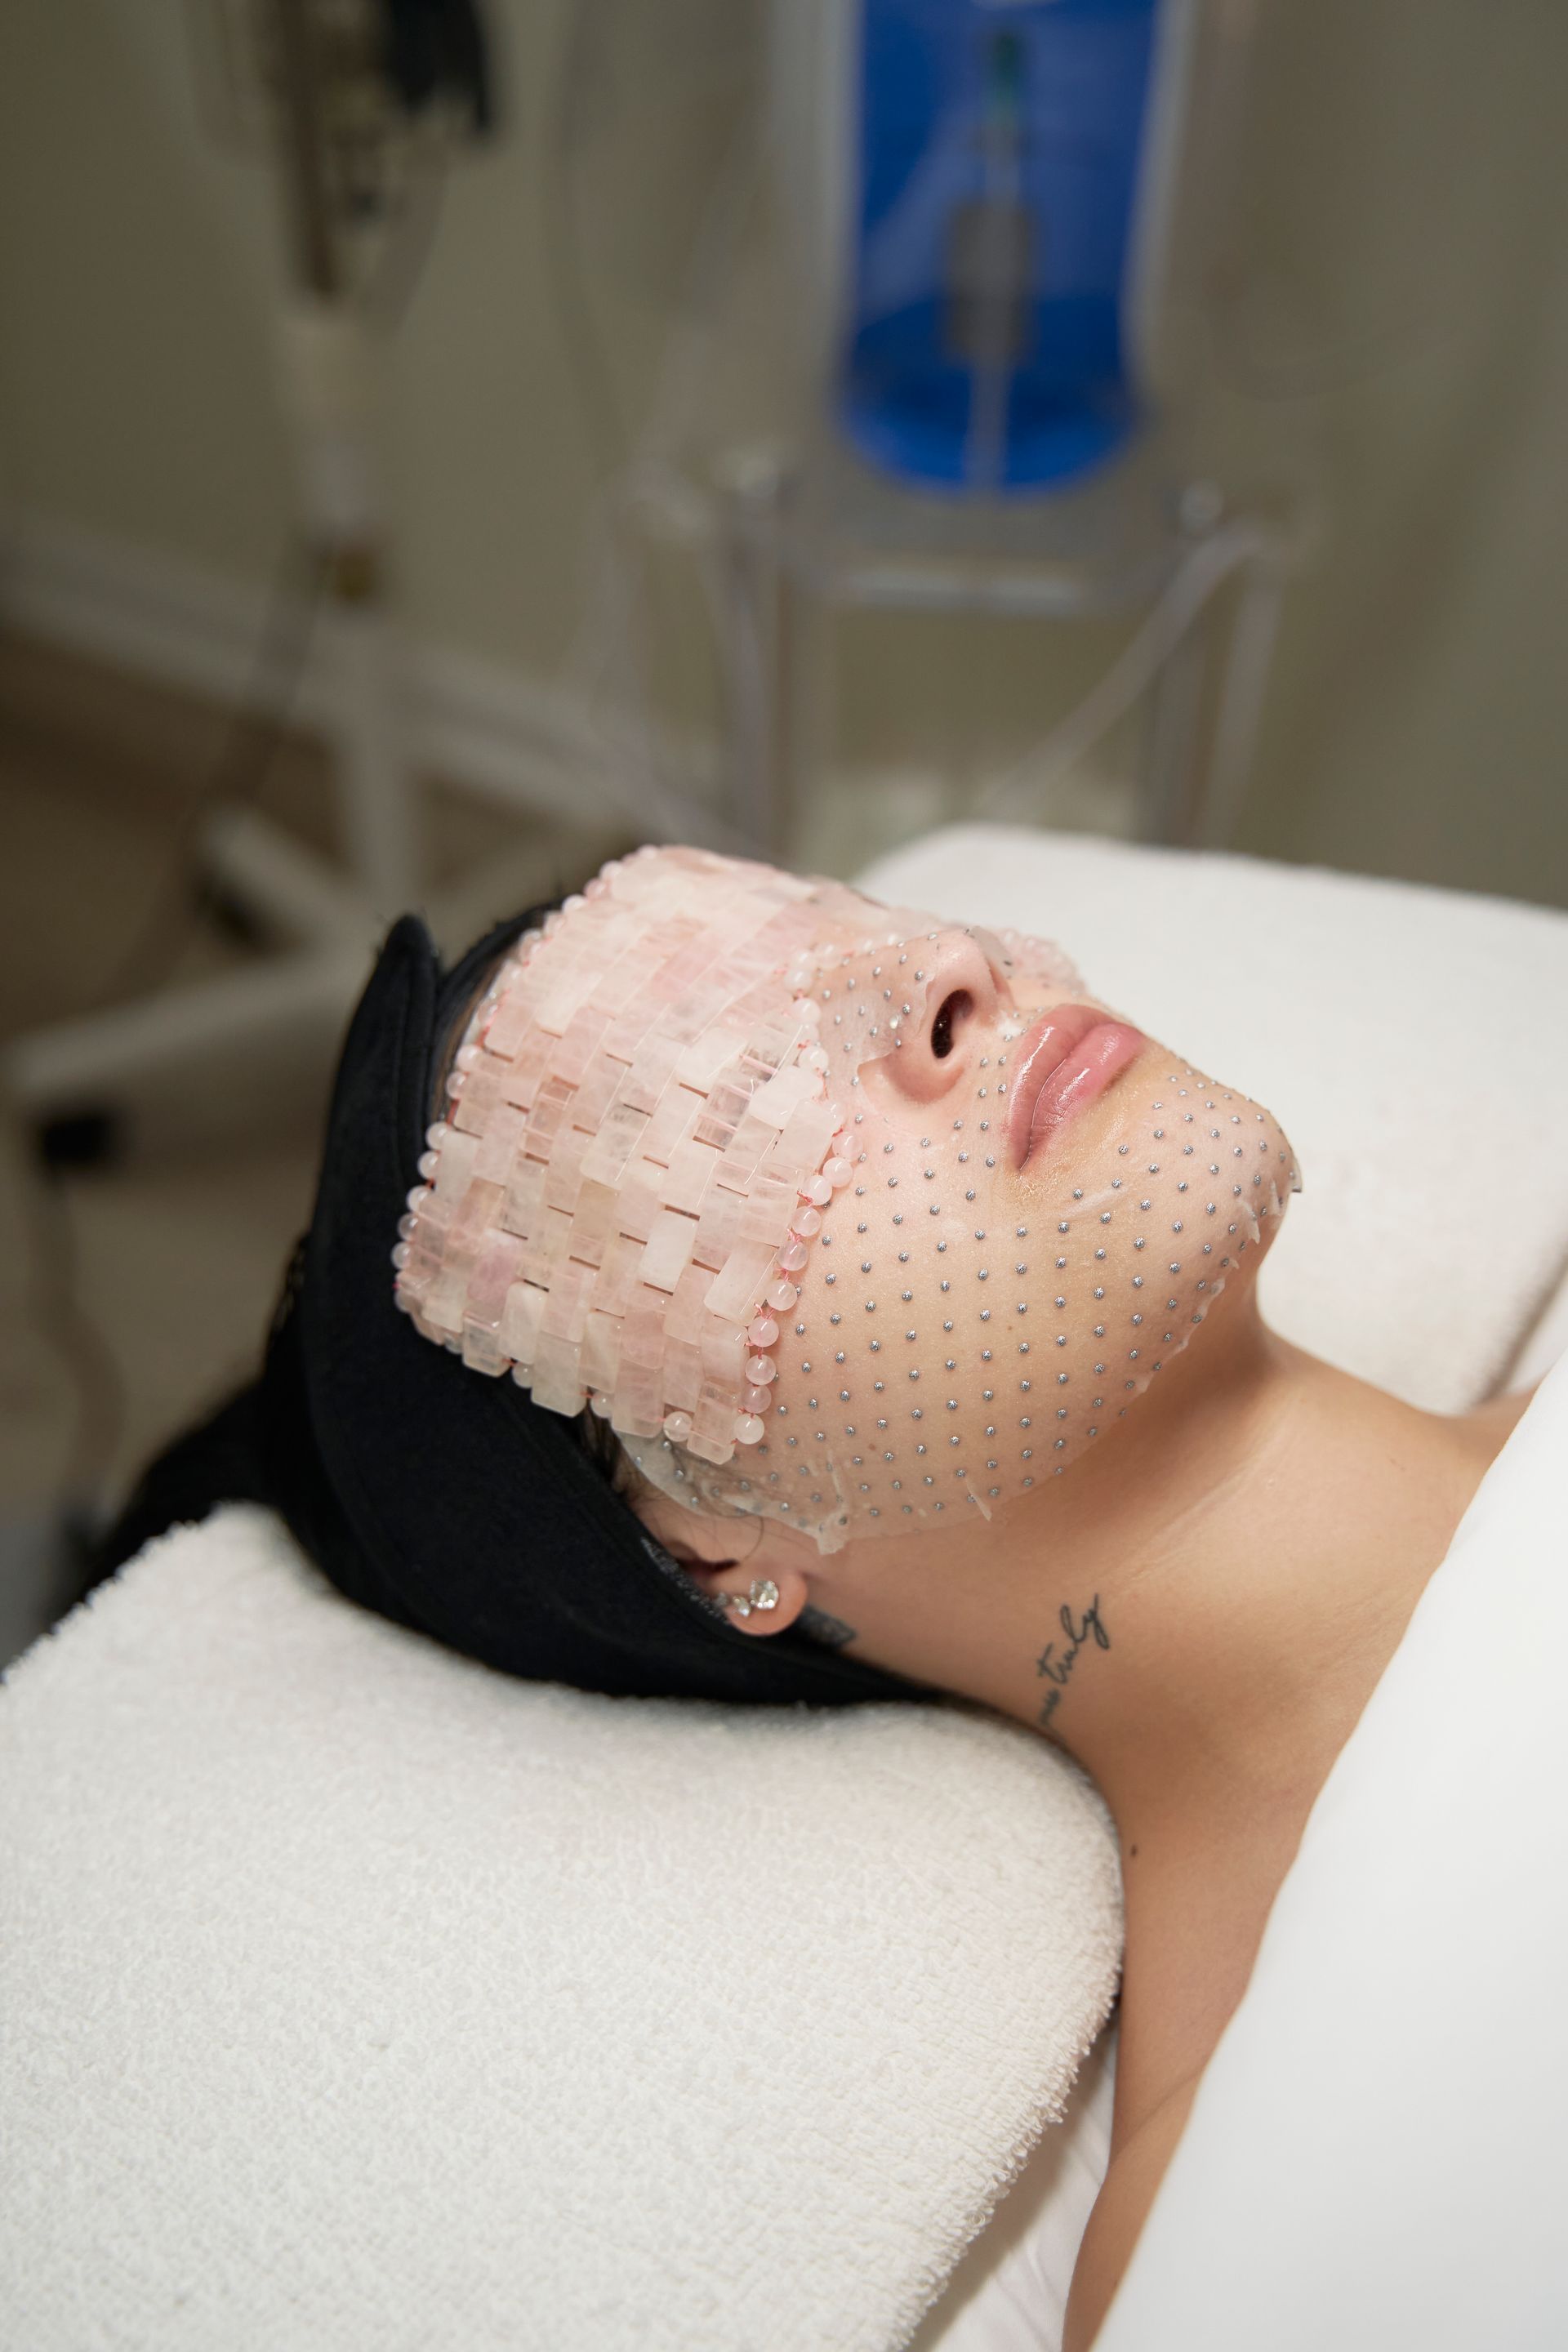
[96,906,935,1713]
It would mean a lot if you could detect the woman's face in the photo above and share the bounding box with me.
[403,845,1297,1553]
[735,906,1298,1540]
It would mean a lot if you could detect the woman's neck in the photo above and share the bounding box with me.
[817,1289,1511,1848]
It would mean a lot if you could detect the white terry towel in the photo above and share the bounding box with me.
[0,1508,1123,2352]
[861,827,1568,1410]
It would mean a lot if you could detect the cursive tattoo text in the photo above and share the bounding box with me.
[1034,1596,1111,1728]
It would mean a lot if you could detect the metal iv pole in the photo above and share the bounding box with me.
[0,1,565,1145]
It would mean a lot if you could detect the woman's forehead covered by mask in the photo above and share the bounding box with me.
[395,847,955,1441]
[394,845,1297,1552]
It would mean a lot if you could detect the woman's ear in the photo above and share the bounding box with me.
[635,1490,813,1636]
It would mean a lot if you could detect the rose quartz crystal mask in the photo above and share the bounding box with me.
[396,847,942,1451]
[395,844,1298,1553]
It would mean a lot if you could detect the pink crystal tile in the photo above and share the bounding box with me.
[498,1156,546,1241]
[541,1260,590,1344]
[499,1031,553,1112]
[579,1100,651,1187]
[523,1076,573,1159]
[639,1080,698,1169]
[464,1232,523,1330]
[662,1337,703,1413]
[481,989,535,1062]
[693,1385,737,1446]
[419,1260,470,1339]
[619,1284,666,1369]
[703,1241,775,1325]
[746,1062,817,1129]
[536,958,610,1039]
[592,1232,644,1318]
[712,1112,776,1196]
[449,1065,508,1138]
[579,1307,621,1394]
[675,1022,748,1090]
[773,1098,837,1175]
[565,1176,617,1269]
[690,1184,740,1272]
[547,1002,612,1089]
[737,1170,800,1250]
[474,1102,528,1185]
[460,1321,508,1376]
[684,1431,733,1465]
[519,1202,573,1287]
[499,1281,545,1366]
[614,1160,662,1245]
[700,1320,744,1384]
[570,1047,631,1132]
[609,1359,664,1437]
[659,1136,719,1217]
[448,1176,506,1256]
[640,1207,697,1294]
[437,1129,481,1194]
[620,1031,684,1116]
[531,1330,585,1416]
[544,1126,590,1217]
[599,1001,662,1063]
[665,1264,710,1347]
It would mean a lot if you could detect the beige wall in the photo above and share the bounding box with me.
[2,0,1565,907]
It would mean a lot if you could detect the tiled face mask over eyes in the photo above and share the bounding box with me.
[396,845,1299,1553]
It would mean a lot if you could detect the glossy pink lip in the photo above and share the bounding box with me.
[1007,1004,1146,1169]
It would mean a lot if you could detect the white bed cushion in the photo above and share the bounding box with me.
[0,1506,1121,2352]
[860,827,1568,1413]
[858,825,1568,2350]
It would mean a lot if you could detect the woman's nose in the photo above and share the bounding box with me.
[878,935,1004,1104]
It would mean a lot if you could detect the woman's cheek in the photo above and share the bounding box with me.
[742,1041,1298,1534]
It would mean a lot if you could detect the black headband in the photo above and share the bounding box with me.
[258,908,932,1708]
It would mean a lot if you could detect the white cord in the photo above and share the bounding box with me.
[973,519,1281,824]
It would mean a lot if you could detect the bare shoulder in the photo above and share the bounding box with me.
[1061,2072,1202,2352]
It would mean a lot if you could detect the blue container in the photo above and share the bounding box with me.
[840,0,1160,494]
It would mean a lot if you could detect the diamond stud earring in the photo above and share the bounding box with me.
[726,1579,781,1618]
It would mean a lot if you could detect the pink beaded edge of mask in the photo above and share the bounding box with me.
[393,845,930,1467]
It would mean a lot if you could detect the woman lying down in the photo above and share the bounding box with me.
[104,843,1536,2349]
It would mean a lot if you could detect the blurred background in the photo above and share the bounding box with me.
[2,0,1566,1665]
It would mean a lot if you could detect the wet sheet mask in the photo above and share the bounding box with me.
[396,845,1300,1554]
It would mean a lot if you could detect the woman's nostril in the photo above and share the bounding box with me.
[931,990,973,1060]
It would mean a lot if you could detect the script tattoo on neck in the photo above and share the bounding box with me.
[1034,1597,1111,1730]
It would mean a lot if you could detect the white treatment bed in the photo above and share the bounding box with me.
[4,826,1566,2352]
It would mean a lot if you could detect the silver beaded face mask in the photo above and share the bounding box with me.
[396,847,1299,1555]
[635,898,1298,1548]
